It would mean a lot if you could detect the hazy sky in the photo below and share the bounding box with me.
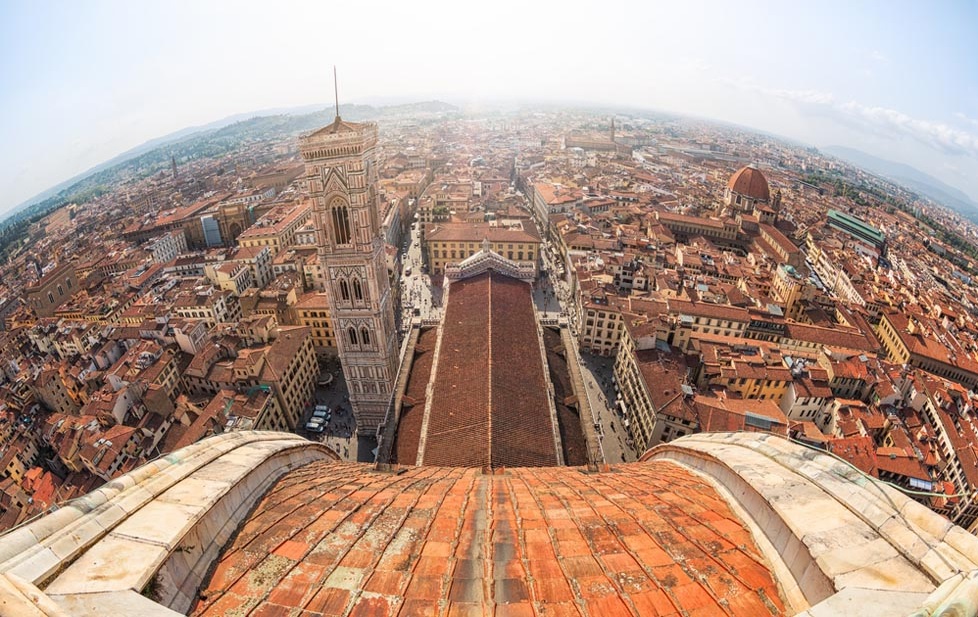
[2,0,978,215]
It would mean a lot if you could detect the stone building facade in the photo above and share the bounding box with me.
[300,116,399,429]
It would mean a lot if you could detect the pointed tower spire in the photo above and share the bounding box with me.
[333,65,340,121]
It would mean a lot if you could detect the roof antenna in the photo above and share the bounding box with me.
[333,65,340,122]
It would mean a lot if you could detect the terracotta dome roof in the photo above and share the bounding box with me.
[6,432,978,616]
[192,457,786,616]
[728,164,770,201]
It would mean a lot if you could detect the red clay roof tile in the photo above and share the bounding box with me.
[419,272,560,468]
[191,460,785,617]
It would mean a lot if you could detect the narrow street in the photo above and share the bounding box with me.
[311,222,637,465]
[298,359,375,463]
[537,236,637,463]
[580,352,636,462]
[399,223,442,328]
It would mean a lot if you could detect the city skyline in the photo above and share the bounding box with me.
[4,45,978,613]
[2,0,978,217]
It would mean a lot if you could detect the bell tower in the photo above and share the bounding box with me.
[299,104,398,430]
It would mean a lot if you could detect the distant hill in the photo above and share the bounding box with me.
[4,100,460,223]
[822,145,978,215]
[78,104,327,176]
[376,100,459,115]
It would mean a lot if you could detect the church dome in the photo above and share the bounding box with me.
[4,431,978,617]
[728,164,771,201]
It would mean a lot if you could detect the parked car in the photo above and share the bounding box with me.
[305,419,325,433]
[312,408,331,421]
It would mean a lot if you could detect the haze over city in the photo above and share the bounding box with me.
[2,0,978,217]
[9,1,978,614]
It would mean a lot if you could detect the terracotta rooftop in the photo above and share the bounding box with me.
[421,271,558,468]
[295,291,332,310]
[693,394,789,436]
[392,327,439,465]
[543,327,589,466]
[727,165,771,202]
[237,202,310,239]
[306,116,372,137]
[426,221,542,244]
[191,459,785,616]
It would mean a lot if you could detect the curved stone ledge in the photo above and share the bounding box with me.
[648,432,978,617]
[647,439,835,612]
[0,572,69,616]
[0,431,338,616]
[5,431,978,617]
[0,432,303,581]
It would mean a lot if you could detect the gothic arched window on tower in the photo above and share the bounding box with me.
[360,327,370,347]
[352,278,363,302]
[339,278,350,301]
[348,326,358,347]
[331,199,352,245]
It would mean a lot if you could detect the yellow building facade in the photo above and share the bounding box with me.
[426,223,541,276]
[295,293,336,357]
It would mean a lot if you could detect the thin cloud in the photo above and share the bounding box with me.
[870,50,888,63]
[727,78,978,158]
[955,112,978,129]
[840,102,978,157]
[720,78,835,106]
[767,88,836,106]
